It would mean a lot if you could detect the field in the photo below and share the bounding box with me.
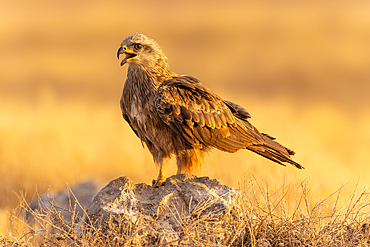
[1,0,370,242]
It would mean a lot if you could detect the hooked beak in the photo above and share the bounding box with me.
[117,46,138,66]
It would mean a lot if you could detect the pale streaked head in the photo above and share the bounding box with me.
[117,33,166,67]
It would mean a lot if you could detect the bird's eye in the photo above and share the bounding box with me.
[134,44,142,50]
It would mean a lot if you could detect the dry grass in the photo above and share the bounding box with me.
[1,0,370,242]
[2,176,370,246]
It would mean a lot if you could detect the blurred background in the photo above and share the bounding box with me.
[1,0,370,234]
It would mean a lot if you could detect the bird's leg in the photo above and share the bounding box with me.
[152,161,166,187]
[176,148,204,175]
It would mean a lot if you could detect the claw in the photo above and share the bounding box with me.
[152,178,166,188]
[152,161,167,187]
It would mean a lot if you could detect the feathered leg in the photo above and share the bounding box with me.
[176,148,205,175]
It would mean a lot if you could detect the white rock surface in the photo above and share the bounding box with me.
[87,174,239,244]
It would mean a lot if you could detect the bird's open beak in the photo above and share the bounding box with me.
[117,47,138,66]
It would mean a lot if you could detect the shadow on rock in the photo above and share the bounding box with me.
[28,180,105,223]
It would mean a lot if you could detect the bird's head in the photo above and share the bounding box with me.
[117,33,165,68]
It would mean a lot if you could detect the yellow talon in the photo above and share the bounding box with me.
[152,177,166,187]
[152,161,166,187]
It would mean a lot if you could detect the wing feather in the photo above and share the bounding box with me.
[198,127,212,143]
[192,111,200,123]
[180,105,192,120]
[156,76,238,149]
[213,112,222,129]
[197,112,206,127]
[204,112,215,129]
[192,126,203,141]
[225,110,235,124]
[155,75,301,170]
[219,113,227,126]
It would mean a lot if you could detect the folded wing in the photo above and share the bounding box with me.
[155,75,303,169]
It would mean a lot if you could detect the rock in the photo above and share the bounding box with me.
[86,174,239,245]
[28,180,104,223]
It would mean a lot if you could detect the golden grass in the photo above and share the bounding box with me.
[3,175,370,246]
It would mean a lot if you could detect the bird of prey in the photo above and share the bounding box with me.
[117,33,303,187]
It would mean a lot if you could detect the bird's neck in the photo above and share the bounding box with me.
[125,65,156,103]
[124,58,177,105]
[128,59,177,88]
[148,56,177,85]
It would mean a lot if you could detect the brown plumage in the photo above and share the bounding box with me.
[117,33,303,187]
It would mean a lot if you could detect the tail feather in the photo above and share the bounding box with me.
[224,106,303,169]
[247,143,304,169]
[209,116,303,169]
